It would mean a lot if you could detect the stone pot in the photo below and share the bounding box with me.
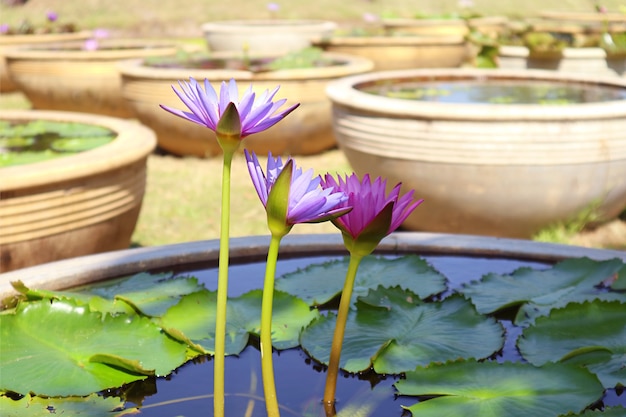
[382,18,469,37]
[201,19,337,55]
[0,110,156,272]
[0,30,92,93]
[0,233,626,417]
[498,45,623,76]
[4,39,185,118]
[118,52,374,157]
[314,34,468,71]
[326,68,626,238]
[0,232,624,415]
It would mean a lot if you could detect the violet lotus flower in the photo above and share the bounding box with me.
[160,78,299,140]
[245,150,350,235]
[321,173,422,255]
[46,11,58,22]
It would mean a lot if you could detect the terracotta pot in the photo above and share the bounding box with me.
[314,34,468,71]
[467,16,509,38]
[4,39,185,117]
[0,30,92,93]
[382,18,469,37]
[326,68,626,238]
[0,110,156,272]
[498,45,621,76]
[537,10,626,33]
[202,19,337,55]
[118,52,374,157]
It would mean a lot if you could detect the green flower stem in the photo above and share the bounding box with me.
[260,233,284,417]
[323,253,364,415]
[214,148,235,417]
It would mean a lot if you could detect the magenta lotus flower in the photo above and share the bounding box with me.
[160,78,298,140]
[245,150,350,235]
[321,173,422,255]
[46,11,58,22]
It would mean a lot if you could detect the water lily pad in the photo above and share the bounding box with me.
[160,289,319,354]
[12,272,203,317]
[395,360,604,417]
[275,255,447,307]
[459,257,626,325]
[0,393,132,417]
[518,300,626,388]
[301,287,503,373]
[0,299,188,396]
[50,136,114,152]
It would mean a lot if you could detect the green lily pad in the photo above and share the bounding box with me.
[50,136,114,152]
[301,287,503,373]
[0,299,188,396]
[459,257,626,325]
[275,255,447,307]
[395,360,604,417]
[12,273,203,317]
[0,393,134,417]
[518,300,626,388]
[160,289,319,354]
[576,407,626,416]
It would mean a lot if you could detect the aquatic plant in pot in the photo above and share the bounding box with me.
[1,77,625,417]
[3,37,189,117]
[325,68,626,238]
[119,48,373,157]
[0,10,92,93]
[496,19,626,76]
[0,109,156,272]
[314,13,468,71]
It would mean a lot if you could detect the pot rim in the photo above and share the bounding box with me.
[0,110,156,191]
[117,51,375,81]
[3,38,184,60]
[201,19,337,32]
[0,30,93,46]
[314,34,466,46]
[1,232,624,302]
[325,68,626,121]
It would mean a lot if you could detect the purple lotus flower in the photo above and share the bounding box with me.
[321,173,422,255]
[161,78,298,140]
[245,150,350,234]
[0,24,9,34]
[46,11,58,22]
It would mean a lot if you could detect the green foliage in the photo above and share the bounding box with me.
[518,300,626,388]
[396,360,604,417]
[275,255,447,307]
[301,288,504,373]
[1,254,624,415]
[459,257,626,325]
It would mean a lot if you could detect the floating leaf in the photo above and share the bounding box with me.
[276,255,447,307]
[0,393,134,417]
[576,407,626,416]
[459,257,625,325]
[301,287,503,373]
[0,299,188,396]
[160,289,319,355]
[518,300,626,388]
[395,360,604,417]
[13,273,204,317]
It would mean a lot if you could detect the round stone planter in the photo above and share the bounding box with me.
[498,45,623,76]
[4,39,185,118]
[201,20,337,55]
[382,18,469,37]
[118,52,374,157]
[0,233,624,415]
[313,34,468,71]
[0,110,156,272]
[0,30,92,93]
[326,68,626,238]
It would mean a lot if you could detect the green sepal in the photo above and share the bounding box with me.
[216,102,242,154]
[266,159,294,238]
[339,202,393,257]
